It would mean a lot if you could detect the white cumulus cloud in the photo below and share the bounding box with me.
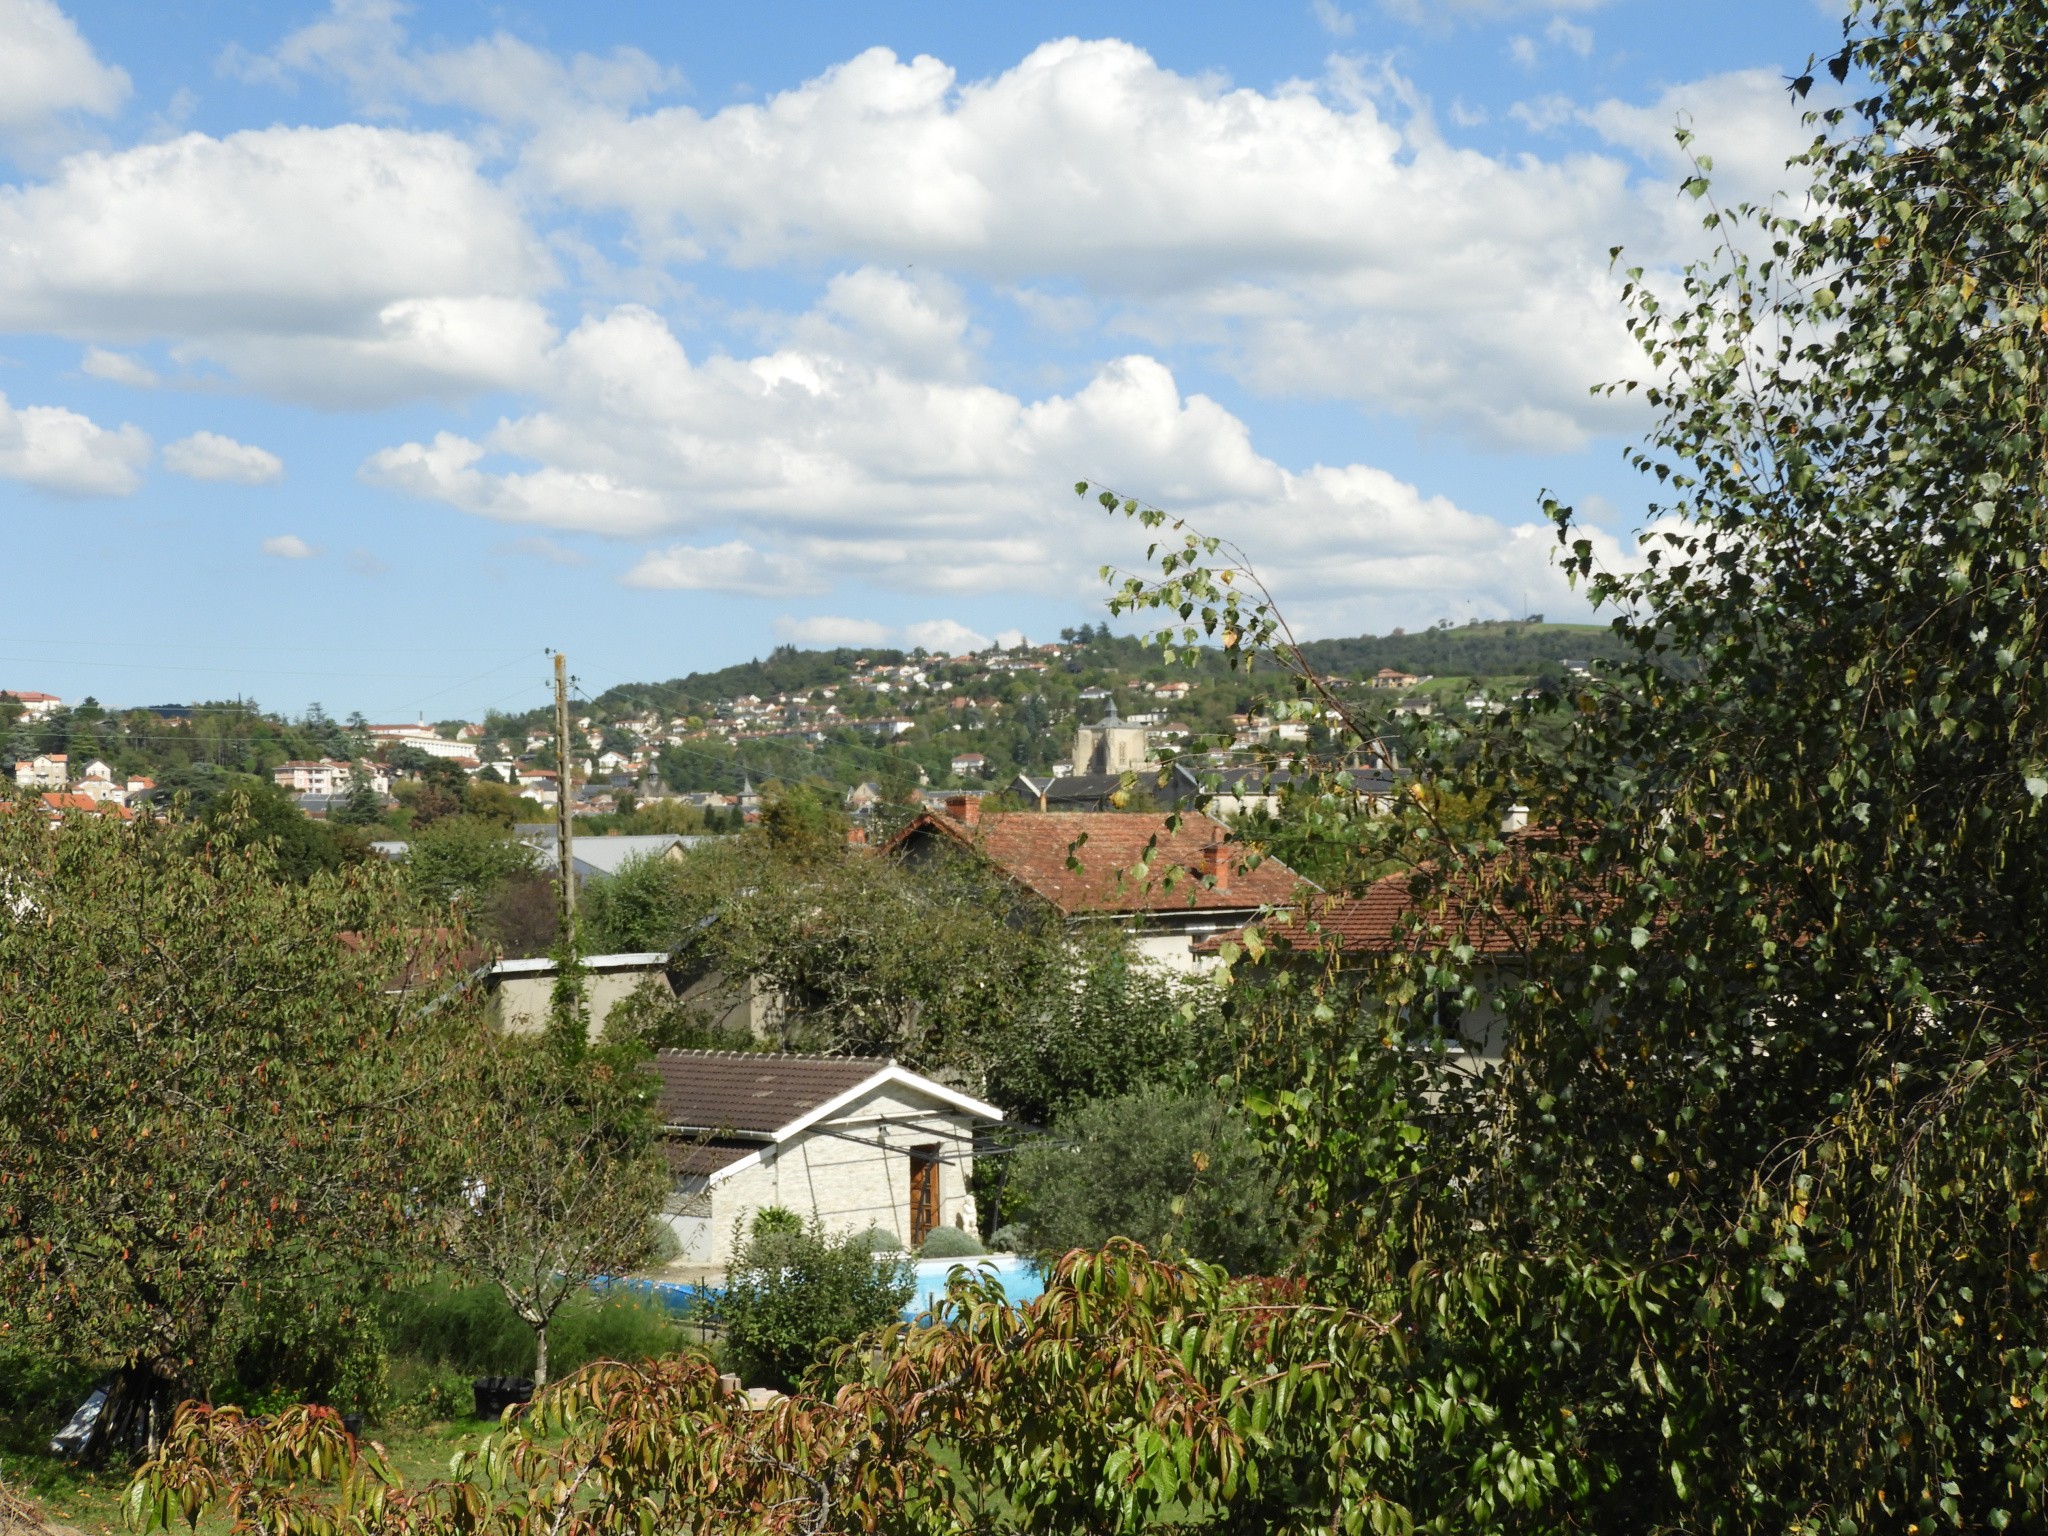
[523,38,1757,447]
[773,615,894,647]
[79,345,157,386]
[358,292,1630,635]
[164,431,283,484]
[226,0,675,125]
[0,0,129,153]
[0,391,148,495]
[901,618,992,653]
[261,534,318,558]
[622,540,824,596]
[361,430,670,534]
[0,125,554,403]
[771,615,993,653]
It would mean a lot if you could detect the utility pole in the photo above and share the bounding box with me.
[552,650,576,951]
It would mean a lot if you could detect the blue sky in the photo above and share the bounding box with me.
[0,0,1844,720]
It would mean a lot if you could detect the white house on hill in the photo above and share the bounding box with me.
[647,1051,1001,1269]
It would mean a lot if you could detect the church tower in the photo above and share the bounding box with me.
[1072,698,1151,775]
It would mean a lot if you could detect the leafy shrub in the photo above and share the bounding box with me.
[749,1207,803,1238]
[379,1357,473,1429]
[0,1345,97,1455]
[404,816,537,906]
[717,1221,914,1391]
[380,1278,691,1385]
[1007,1085,1286,1275]
[917,1225,986,1259]
[851,1227,903,1254]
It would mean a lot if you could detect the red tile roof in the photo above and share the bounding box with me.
[1196,835,1592,959]
[39,793,130,820]
[887,810,1309,916]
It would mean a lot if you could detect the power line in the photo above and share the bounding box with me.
[361,651,550,724]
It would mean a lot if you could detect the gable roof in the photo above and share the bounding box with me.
[886,809,1309,916]
[646,1050,1001,1139]
[39,792,129,820]
[1194,834,1592,960]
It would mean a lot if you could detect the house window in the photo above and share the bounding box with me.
[908,1145,942,1248]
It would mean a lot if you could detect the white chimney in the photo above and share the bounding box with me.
[1501,804,1531,833]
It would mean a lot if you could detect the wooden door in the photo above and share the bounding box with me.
[909,1145,942,1248]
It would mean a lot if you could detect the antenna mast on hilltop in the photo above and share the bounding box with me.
[551,650,575,950]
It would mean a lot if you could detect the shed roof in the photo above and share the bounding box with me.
[646,1050,1001,1138]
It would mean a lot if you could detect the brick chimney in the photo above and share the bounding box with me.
[945,794,981,825]
[1198,840,1231,892]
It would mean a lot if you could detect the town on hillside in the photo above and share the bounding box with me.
[1,618,1617,829]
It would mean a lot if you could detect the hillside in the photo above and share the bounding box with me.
[1294,620,1631,680]
[5,620,1629,808]
[489,619,1629,799]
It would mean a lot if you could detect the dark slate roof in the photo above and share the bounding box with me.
[659,1137,763,1177]
[646,1050,885,1134]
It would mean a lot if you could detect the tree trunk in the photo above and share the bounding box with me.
[533,1321,549,1389]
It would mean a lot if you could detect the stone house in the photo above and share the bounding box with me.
[648,1051,1002,1268]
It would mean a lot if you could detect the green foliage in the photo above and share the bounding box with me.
[578,852,698,955]
[1235,781,1500,893]
[379,1279,691,1384]
[438,1040,670,1387]
[1007,1087,1285,1277]
[1091,4,2048,1527]
[915,1226,986,1260]
[748,1207,803,1239]
[1292,620,1630,682]
[20,699,356,792]
[981,940,1219,1126]
[135,1246,1404,1536]
[460,779,540,828]
[403,816,538,907]
[665,835,1070,1072]
[0,802,481,1394]
[716,1220,914,1391]
[196,778,371,882]
[755,782,847,861]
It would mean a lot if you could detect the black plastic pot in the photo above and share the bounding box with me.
[471,1376,534,1421]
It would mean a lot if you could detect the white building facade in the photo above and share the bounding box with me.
[648,1052,1000,1270]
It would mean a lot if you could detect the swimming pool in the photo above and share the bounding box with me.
[600,1253,1043,1323]
[905,1254,1042,1319]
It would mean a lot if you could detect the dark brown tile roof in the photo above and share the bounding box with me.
[646,1050,885,1134]
[658,1136,762,1177]
[886,810,1309,917]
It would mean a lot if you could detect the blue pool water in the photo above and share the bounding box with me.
[597,1253,1043,1323]
[905,1254,1043,1319]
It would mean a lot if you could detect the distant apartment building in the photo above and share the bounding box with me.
[13,753,67,789]
[2,691,63,721]
[366,722,477,762]
[273,759,388,796]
